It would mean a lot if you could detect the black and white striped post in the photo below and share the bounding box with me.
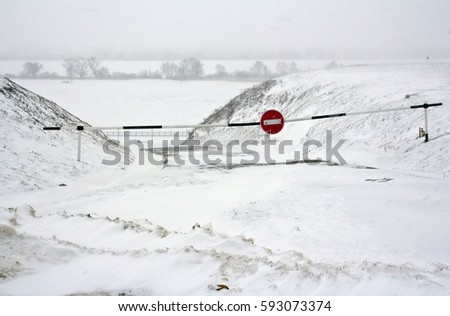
[43,102,442,162]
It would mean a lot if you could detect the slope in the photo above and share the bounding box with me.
[0,77,125,195]
[191,63,450,174]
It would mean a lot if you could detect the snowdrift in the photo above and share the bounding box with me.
[191,63,450,174]
[0,77,125,194]
[1,204,448,295]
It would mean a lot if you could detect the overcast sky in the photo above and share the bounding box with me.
[0,0,449,59]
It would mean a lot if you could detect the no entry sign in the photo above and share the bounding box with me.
[260,109,284,134]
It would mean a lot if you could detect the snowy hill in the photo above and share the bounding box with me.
[191,63,450,174]
[0,77,125,195]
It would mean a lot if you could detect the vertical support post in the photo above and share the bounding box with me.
[424,107,429,143]
[77,130,82,162]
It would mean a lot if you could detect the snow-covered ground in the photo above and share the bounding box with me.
[14,79,255,126]
[0,78,125,194]
[1,63,449,295]
[1,161,449,295]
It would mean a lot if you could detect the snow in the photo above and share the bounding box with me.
[192,62,450,174]
[1,63,450,295]
[0,78,126,194]
[13,79,255,126]
[1,164,449,295]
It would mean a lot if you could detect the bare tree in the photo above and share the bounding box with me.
[22,62,43,77]
[74,58,89,78]
[249,61,270,77]
[63,58,76,78]
[276,61,289,75]
[160,62,179,79]
[97,66,110,79]
[177,58,204,79]
[151,70,161,79]
[215,64,227,77]
[277,61,299,75]
[87,57,101,78]
[138,70,149,78]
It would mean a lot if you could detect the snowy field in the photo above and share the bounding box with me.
[1,62,450,295]
[14,79,255,126]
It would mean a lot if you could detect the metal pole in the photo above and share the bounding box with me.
[77,131,82,162]
[424,107,429,142]
[44,103,443,134]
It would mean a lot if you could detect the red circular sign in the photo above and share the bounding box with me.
[260,109,284,134]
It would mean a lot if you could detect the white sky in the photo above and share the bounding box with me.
[0,0,449,59]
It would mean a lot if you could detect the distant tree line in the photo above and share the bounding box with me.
[207,61,300,80]
[17,61,59,79]
[5,58,342,81]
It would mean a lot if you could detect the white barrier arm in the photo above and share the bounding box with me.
[43,102,442,162]
[43,103,442,132]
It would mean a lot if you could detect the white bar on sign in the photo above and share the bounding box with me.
[264,119,282,126]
